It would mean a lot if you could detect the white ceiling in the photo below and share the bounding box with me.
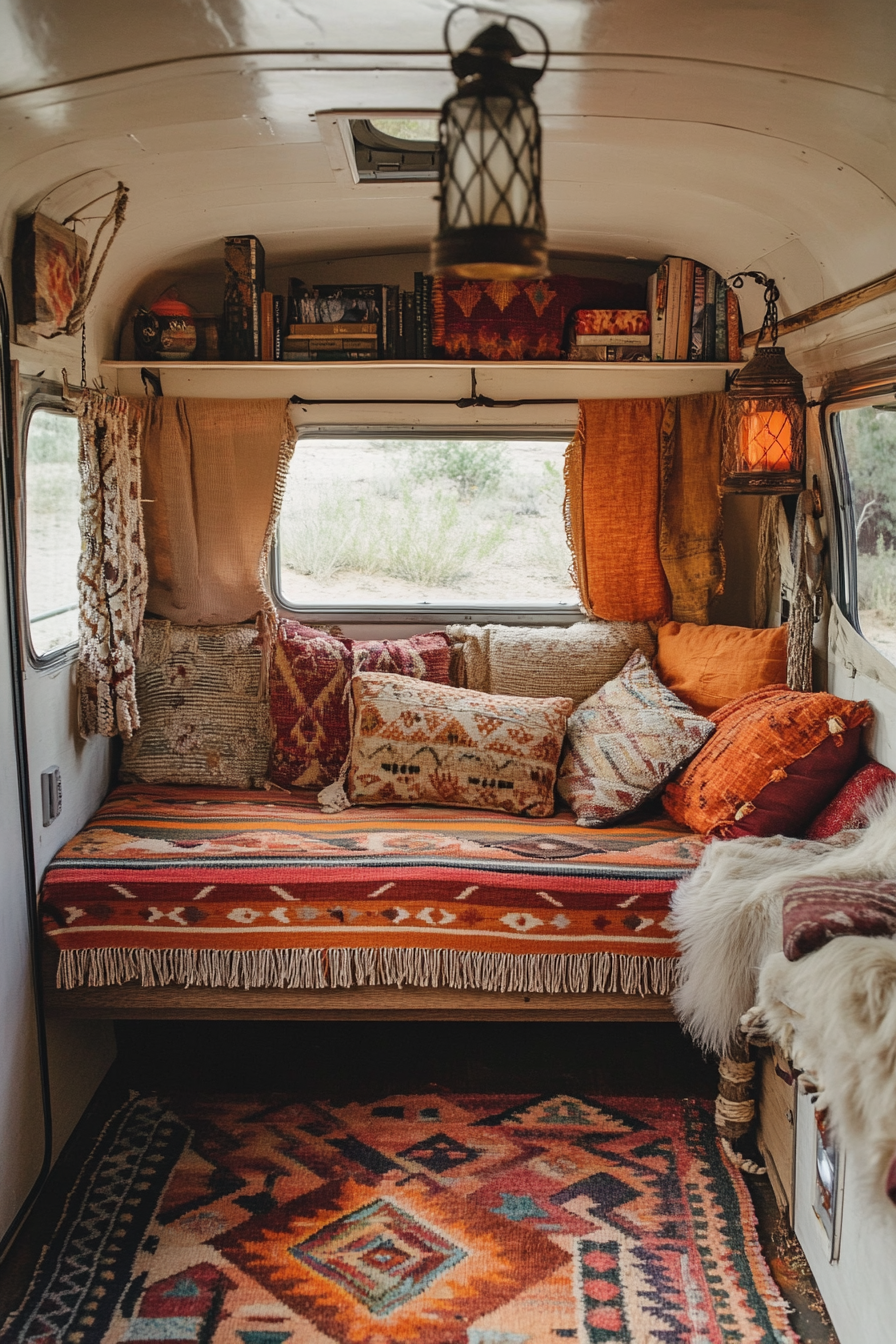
[1,0,894,351]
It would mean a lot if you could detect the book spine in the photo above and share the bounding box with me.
[386,286,399,359]
[223,235,265,360]
[689,264,705,362]
[727,288,742,361]
[260,290,274,362]
[281,350,378,361]
[663,258,681,360]
[703,269,717,363]
[397,291,406,358]
[679,259,696,359]
[648,269,664,361]
[416,272,424,359]
[272,295,283,360]
[576,333,650,346]
[422,275,433,358]
[714,277,728,361]
[569,345,648,362]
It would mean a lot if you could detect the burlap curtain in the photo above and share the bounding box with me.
[77,391,148,740]
[565,392,725,625]
[139,398,297,625]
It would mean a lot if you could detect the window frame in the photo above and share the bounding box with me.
[823,379,896,642]
[271,424,584,628]
[19,391,81,668]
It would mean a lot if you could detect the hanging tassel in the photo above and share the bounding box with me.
[786,490,815,691]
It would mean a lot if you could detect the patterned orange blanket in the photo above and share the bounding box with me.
[41,785,706,996]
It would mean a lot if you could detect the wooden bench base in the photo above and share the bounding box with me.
[43,974,675,1022]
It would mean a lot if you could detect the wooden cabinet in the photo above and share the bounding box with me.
[757,1043,797,1222]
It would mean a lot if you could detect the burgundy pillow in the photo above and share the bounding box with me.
[723,725,866,839]
[805,761,896,840]
[268,623,450,789]
[783,878,896,960]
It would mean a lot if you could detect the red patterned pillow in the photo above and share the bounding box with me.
[268,623,450,789]
[805,761,896,840]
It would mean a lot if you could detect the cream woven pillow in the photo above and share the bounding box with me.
[120,620,272,788]
[557,651,714,826]
[320,672,572,817]
[447,620,656,706]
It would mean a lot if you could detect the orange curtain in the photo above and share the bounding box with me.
[565,393,725,625]
[566,398,670,623]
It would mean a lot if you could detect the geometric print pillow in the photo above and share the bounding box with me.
[324,672,572,817]
[267,623,451,790]
[557,651,715,826]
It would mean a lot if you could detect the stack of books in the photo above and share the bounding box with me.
[646,258,742,361]
[568,309,651,361]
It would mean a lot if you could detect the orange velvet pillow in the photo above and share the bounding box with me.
[662,687,872,837]
[655,621,789,716]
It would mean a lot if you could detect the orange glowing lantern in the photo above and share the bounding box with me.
[723,274,805,494]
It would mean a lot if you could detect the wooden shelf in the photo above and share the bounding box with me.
[103,359,742,402]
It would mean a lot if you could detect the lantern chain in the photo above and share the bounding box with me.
[728,271,780,347]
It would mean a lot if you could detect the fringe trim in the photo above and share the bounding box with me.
[57,947,678,997]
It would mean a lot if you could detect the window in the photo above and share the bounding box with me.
[24,407,80,658]
[276,434,579,618]
[836,403,896,665]
[349,119,439,181]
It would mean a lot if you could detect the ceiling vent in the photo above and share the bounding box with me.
[317,113,439,185]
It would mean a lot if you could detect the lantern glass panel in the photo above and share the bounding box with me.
[741,408,795,472]
[442,93,541,232]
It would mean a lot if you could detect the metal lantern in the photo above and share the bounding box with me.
[723,272,806,494]
[431,8,549,280]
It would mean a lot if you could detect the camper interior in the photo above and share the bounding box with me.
[1,3,896,1342]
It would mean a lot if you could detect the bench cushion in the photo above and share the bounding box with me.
[41,784,706,996]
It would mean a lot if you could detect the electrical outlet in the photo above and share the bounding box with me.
[40,767,62,826]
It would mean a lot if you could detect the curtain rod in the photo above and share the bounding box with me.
[289,370,579,409]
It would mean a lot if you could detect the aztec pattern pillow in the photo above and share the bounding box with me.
[655,621,789,717]
[324,672,572,817]
[447,620,656,706]
[783,878,896,961]
[119,620,271,788]
[268,623,451,789]
[558,652,715,826]
[662,686,873,837]
[805,761,896,839]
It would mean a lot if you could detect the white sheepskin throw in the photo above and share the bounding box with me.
[754,937,896,1205]
[670,788,896,1055]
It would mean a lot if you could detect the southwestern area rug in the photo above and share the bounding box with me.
[0,1092,798,1344]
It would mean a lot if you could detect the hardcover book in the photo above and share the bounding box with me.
[288,280,381,328]
[574,309,650,336]
[223,235,265,360]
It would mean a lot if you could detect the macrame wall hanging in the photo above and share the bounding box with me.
[754,490,825,690]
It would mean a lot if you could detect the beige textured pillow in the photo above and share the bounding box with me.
[320,672,572,817]
[447,620,656,705]
[120,620,272,788]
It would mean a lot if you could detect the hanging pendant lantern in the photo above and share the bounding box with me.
[723,272,806,494]
[431,7,549,280]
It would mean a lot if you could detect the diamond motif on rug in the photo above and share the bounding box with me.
[289,1196,465,1315]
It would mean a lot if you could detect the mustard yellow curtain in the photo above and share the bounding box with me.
[565,392,725,625]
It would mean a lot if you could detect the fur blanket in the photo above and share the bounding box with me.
[753,938,896,1204]
[670,789,896,1055]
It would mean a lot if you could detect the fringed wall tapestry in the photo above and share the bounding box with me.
[139,397,297,627]
[77,391,148,740]
[565,393,726,625]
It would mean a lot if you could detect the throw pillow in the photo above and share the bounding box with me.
[557,651,715,826]
[805,761,896,840]
[119,619,271,788]
[322,673,572,817]
[783,878,896,961]
[447,620,656,706]
[655,621,789,716]
[268,623,451,789]
[662,686,873,837]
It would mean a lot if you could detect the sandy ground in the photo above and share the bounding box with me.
[279,437,580,608]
